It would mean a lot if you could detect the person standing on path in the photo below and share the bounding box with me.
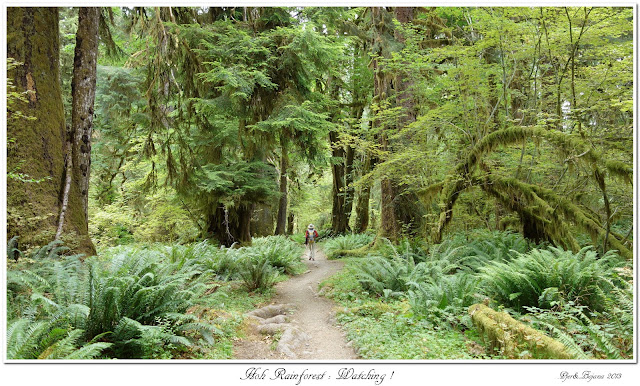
[305,224,319,260]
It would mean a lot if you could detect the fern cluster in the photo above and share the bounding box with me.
[7,319,111,359]
[7,236,305,359]
[478,246,624,312]
[523,273,633,359]
[408,274,480,328]
[7,245,220,359]
[249,235,306,275]
[323,233,374,259]
[352,239,478,328]
[456,230,531,271]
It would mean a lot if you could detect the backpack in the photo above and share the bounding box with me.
[306,229,317,242]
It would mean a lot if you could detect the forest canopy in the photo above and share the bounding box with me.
[7,6,632,256]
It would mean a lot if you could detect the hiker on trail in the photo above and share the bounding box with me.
[305,224,319,260]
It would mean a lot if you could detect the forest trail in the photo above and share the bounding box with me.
[233,247,358,360]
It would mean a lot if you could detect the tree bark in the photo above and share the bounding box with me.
[370,7,399,241]
[71,7,100,227]
[274,140,288,235]
[56,137,73,240]
[330,130,349,234]
[354,151,372,233]
[250,203,275,237]
[343,144,355,221]
[7,7,94,254]
[286,212,295,235]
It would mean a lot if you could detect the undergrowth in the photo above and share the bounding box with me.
[6,236,303,359]
[320,230,632,360]
[320,258,479,359]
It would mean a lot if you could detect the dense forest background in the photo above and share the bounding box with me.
[5,6,634,361]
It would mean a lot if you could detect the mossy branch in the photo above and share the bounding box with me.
[429,126,632,252]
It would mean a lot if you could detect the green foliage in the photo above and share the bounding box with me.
[89,191,200,247]
[7,319,111,359]
[479,247,624,312]
[6,58,36,124]
[407,274,480,328]
[350,239,481,330]
[250,236,306,275]
[355,256,415,297]
[323,233,374,259]
[197,161,278,205]
[235,253,280,292]
[337,303,472,359]
[456,230,532,271]
[322,259,474,359]
[234,236,305,291]
[7,235,302,359]
[523,273,633,359]
[7,242,220,359]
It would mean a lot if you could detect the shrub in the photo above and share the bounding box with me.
[355,256,415,297]
[6,236,305,358]
[523,269,634,359]
[353,240,466,299]
[89,203,137,246]
[250,235,305,275]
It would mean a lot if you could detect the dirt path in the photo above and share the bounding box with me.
[233,247,358,360]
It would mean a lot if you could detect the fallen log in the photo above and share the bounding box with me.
[468,303,574,359]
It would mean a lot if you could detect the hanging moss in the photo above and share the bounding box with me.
[604,159,633,185]
[486,175,631,259]
[429,125,632,257]
[417,181,444,205]
[469,303,575,359]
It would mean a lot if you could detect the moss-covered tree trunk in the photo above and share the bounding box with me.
[343,132,356,228]
[251,203,275,237]
[7,7,93,254]
[370,7,398,241]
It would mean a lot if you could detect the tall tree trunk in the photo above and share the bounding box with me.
[7,7,93,254]
[238,204,253,244]
[71,7,100,228]
[354,151,372,233]
[379,6,425,241]
[274,140,288,235]
[342,104,361,230]
[343,144,355,222]
[370,7,399,241]
[330,130,348,234]
[379,150,399,240]
[286,212,295,235]
[250,203,275,237]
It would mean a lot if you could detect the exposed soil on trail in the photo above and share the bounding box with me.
[233,248,358,360]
